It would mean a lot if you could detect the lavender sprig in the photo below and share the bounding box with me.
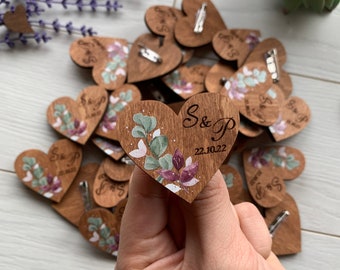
[0,31,51,48]
[30,18,97,36]
[26,0,122,11]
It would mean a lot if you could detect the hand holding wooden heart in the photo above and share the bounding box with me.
[174,0,226,47]
[117,92,239,203]
[70,37,129,90]
[14,139,82,203]
[47,85,108,145]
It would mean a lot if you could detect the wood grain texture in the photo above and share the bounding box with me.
[1,0,340,268]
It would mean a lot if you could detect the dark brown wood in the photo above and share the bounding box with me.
[3,4,34,33]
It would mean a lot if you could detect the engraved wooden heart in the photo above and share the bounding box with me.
[95,84,141,141]
[245,38,292,98]
[93,161,129,208]
[52,163,100,226]
[243,145,305,208]
[127,33,182,83]
[70,36,129,90]
[265,193,301,255]
[162,64,210,99]
[174,0,226,48]
[78,199,127,256]
[3,4,34,33]
[14,139,82,203]
[212,29,261,68]
[92,137,126,161]
[47,85,108,145]
[269,96,311,142]
[220,63,281,126]
[117,92,239,203]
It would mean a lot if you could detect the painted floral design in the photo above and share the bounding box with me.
[22,156,62,198]
[248,147,300,170]
[129,113,199,193]
[99,89,133,133]
[52,104,87,141]
[224,66,267,100]
[245,32,260,51]
[164,69,193,94]
[223,172,234,188]
[87,217,119,256]
[93,137,124,156]
[101,41,129,84]
[269,114,287,135]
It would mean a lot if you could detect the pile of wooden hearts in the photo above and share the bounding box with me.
[14,0,310,258]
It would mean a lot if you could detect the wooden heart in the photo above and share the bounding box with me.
[220,164,243,204]
[70,36,129,90]
[117,92,239,203]
[269,96,311,142]
[3,4,34,33]
[205,62,235,93]
[127,33,182,83]
[92,137,126,161]
[93,161,129,208]
[162,64,211,99]
[95,84,141,141]
[245,38,293,98]
[52,163,99,226]
[47,85,108,145]
[265,193,301,255]
[103,157,134,181]
[174,0,226,47]
[212,29,260,67]
[243,145,305,208]
[78,206,121,256]
[14,139,82,203]
[220,63,281,126]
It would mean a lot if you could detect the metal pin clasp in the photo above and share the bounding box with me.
[268,210,290,237]
[265,48,280,83]
[138,43,162,64]
[194,2,207,34]
[79,181,92,212]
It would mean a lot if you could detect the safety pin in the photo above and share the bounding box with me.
[194,2,207,34]
[138,43,162,64]
[79,180,92,212]
[265,48,280,83]
[268,210,290,237]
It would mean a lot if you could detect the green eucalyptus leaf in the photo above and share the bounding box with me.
[99,239,106,247]
[88,224,98,232]
[38,176,47,186]
[150,136,168,158]
[22,156,36,167]
[22,164,31,171]
[100,226,111,239]
[132,126,146,138]
[31,179,39,188]
[159,154,173,170]
[144,156,160,170]
[88,217,102,228]
[33,166,44,179]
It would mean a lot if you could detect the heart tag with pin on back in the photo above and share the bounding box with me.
[70,36,129,91]
[14,139,82,203]
[47,85,108,145]
[117,92,239,203]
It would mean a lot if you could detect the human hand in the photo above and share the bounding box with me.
[116,167,285,270]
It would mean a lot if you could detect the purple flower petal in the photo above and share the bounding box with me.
[172,149,185,171]
[159,169,179,182]
[180,162,199,183]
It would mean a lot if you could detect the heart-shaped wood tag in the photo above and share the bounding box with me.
[212,29,261,68]
[14,139,82,203]
[103,157,134,181]
[127,33,183,83]
[95,84,142,141]
[92,137,126,161]
[245,38,292,98]
[52,163,100,226]
[47,85,108,145]
[243,145,305,208]
[93,161,129,208]
[269,96,311,142]
[3,4,34,34]
[117,92,239,203]
[265,193,301,255]
[174,0,226,47]
[70,36,129,91]
[162,64,211,99]
[220,164,243,204]
[220,63,282,126]
[205,62,235,93]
